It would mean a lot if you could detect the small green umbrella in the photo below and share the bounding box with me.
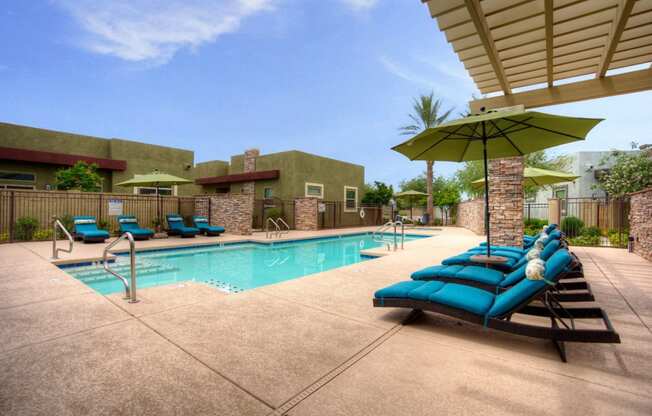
[395,190,429,221]
[392,106,602,257]
[116,171,193,229]
[471,167,580,188]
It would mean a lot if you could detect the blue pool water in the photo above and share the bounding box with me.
[61,233,429,294]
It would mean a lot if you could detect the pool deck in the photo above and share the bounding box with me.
[1,226,651,415]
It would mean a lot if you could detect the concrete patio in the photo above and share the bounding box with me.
[1,227,650,415]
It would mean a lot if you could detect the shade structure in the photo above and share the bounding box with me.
[392,106,602,257]
[395,190,429,221]
[472,167,580,188]
[116,171,193,230]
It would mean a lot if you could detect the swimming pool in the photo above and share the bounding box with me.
[61,232,430,295]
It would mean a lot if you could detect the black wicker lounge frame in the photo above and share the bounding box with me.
[374,288,620,362]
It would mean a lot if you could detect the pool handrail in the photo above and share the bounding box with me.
[266,217,281,239]
[103,232,138,303]
[51,216,74,260]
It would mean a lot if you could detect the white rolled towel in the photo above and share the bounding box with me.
[526,258,546,280]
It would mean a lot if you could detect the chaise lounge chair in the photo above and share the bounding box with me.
[72,216,110,243]
[117,215,154,240]
[480,224,559,249]
[166,214,199,238]
[373,249,620,362]
[192,216,225,236]
[411,240,593,302]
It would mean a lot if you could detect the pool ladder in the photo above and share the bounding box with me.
[103,232,138,303]
[266,217,290,239]
[373,220,404,251]
[51,217,74,260]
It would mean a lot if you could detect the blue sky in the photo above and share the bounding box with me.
[1,0,650,187]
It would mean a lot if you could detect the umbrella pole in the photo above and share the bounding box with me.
[482,122,491,257]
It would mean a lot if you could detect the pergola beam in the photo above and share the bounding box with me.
[544,0,554,87]
[597,0,636,78]
[469,68,652,112]
[464,0,511,95]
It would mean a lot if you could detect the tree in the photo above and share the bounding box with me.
[432,176,461,225]
[398,176,427,209]
[55,161,103,192]
[362,181,394,205]
[596,149,652,197]
[399,92,453,224]
[454,150,572,199]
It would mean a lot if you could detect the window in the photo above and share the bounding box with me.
[264,187,273,199]
[344,186,358,212]
[0,171,36,182]
[0,184,35,190]
[305,182,324,198]
[134,186,174,196]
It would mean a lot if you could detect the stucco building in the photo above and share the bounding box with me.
[0,122,364,210]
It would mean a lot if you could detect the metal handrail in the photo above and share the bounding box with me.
[266,217,281,239]
[276,218,290,237]
[373,220,404,251]
[103,232,138,303]
[51,217,74,260]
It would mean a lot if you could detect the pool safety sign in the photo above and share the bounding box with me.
[108,199,123,216]
[318,203,326,213]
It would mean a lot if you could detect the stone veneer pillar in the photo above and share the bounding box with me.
[295,197,319,231]
[488,156,524,247]
[241,148,259,195]
[629,187,652,261]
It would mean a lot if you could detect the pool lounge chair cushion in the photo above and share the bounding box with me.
[166,215,199,236]
[118,216,154,238]
[73,216,109,240]
[412,265,463,280]
[192,216,225,235]
[428,284,495,315]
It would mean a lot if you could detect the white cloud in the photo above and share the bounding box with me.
[340,0,379,11]
[56,0,275,65]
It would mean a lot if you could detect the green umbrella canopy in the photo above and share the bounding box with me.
[392,106,602,162]
[472,167,580,188]
[116,171,193,187]
[392,106,602,258]
[395,190,429,197]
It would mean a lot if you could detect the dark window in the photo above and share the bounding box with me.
[0,171,35,182]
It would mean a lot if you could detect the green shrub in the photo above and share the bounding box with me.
[15,217,39,241]
[608,230,629,248]
[433,218,443,226]
[0,232,8,241]
[561,216,584,237]
[98,219,109,231]
[523,218,547,236]
[33,229,53,241]
[57,214,74,239]
[569,235,599,246]
[581,226,601,237]
[265,207,283,220]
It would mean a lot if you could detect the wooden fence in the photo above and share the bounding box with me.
[0,189,196,242]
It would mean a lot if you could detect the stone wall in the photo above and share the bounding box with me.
[629,187,652,261]
[241,148,259,195]
[456,198,485,235]
[488,156,524,247]
[295,197,319,231]
[194,194,254,235]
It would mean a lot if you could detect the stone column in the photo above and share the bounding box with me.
[241,148,259,195]
[295,197,319,231]
[629,188,652,261]
[209,194,254,235]
[488,156,524,247]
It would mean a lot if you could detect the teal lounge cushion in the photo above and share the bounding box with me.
[455,266,505,286]
[408,281,446,300]
[375,281,425,299]
[204,225,225,233]
[498,264,527,288]
[128,228,154,236]
[411,265,463,280]
[441,254,471,266]
[540,239,561,260]
[428,284,495,315]
[488,250,571,317]
[79,230,109,238]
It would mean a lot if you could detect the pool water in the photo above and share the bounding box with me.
[62,233,429,294]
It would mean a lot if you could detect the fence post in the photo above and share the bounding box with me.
[9,191,15,243]
[177,197,181,214]
[208,197,212,225]
[98,194,103,226]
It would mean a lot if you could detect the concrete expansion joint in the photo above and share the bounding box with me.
[269,324,403,416]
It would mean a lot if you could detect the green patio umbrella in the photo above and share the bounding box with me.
[395,190,429,221]
[116,171,193,230]
[471,166,580,188]
[392,106,602,258]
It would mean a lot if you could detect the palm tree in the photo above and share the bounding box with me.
[399,92,453,225]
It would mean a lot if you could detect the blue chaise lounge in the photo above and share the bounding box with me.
[166,214,199,238]
[118,215,154,240]
[192,216,225,236]
[72,216,110,243]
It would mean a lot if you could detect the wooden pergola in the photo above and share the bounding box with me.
[421,0,652,111]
